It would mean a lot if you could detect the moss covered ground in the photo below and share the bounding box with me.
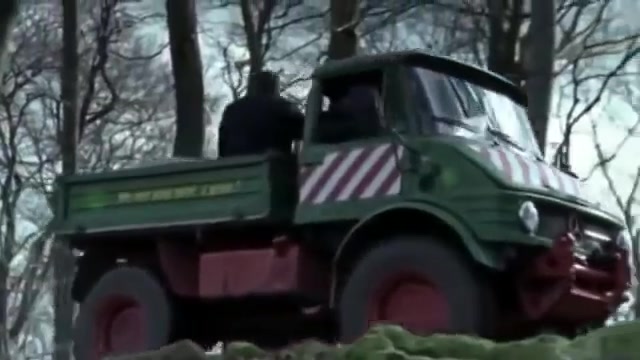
[109,321,640,360]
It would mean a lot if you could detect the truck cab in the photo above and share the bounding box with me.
[54,51,631,359]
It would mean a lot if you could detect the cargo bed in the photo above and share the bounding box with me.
[53,154,297,236]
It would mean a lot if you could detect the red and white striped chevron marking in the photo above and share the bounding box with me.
[299,143,404,204]
[469,144,583,198]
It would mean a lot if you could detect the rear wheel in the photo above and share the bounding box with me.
[338,236,495,342]
[73,266,173,360]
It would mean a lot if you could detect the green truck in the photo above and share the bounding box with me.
[52,51,632,360]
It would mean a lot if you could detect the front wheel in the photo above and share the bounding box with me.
[337,236,495,342]
[73,266,173,360]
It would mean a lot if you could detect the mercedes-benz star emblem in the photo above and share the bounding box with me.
[568,214,582,239]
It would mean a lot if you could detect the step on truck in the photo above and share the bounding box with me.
[52,51,632,360]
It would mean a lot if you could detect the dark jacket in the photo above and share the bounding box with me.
[323,86,382,142]
[218,95,304,157]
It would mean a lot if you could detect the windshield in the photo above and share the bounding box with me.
[408,67,542,159]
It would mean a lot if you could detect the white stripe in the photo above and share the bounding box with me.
[337,144,390,201]
[299,152,339,202]
[312,148,364,204]
[552,169,564,192]
[528,161,544,188]
[555,170,583,197]
[469,145,586,199]
[575,179,583,196]
[504,151,525,184]
[555,170,571,194]
[536,163,550,188]
[568,176,581,196]
[568,176,578,195]
[516,156,533,188]
[361,154,395,199]
[554,169,567,193]
[488,148,504,172]
[521,157,539,188]
[384,146,404,196]
[544,164,558,190]
[572,178,581,195]
[387,175,401,195]
[543,165,560,190]
[572,177,581,196]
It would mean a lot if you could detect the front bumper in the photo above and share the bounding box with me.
[516,233,630,324]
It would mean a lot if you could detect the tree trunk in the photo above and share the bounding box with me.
[166,0,205,158]
[632,228,640,319]
[0,0,18,77]
[486,0,524,85]
[239,0,276,93]
[524,0,556,155]
[54,0,80,359]
[327,0,360,60]
[0,4,18,358]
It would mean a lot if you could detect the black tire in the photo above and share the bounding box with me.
[338,236,494,342]
[73,266,173,359]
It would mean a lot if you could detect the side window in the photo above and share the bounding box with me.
[313,70,385,145]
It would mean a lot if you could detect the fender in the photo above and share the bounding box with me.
[329,201,505,306]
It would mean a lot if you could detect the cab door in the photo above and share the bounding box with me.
[295,67,408,224]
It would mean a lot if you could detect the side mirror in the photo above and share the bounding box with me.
[560,162,578,178]
[554,147,577,178]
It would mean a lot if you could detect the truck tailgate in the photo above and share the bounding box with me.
[53,154,297,235]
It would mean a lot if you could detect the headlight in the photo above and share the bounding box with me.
[518,201,539,235]
[615,231,632,251]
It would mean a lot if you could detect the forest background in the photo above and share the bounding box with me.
[0,0,639,359]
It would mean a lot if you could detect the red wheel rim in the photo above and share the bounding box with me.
[93,295,146,359]
[367,272,450,334]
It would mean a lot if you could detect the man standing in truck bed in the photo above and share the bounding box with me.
[218,71,305,157]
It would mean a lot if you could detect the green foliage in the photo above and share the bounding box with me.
[110,321,640,360]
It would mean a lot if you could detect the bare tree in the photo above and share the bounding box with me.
[205,1,322,100]
[52,0,80,358]
[327,0,360,60]
[551,0,640,165]
[383,1,639,166]
[0,5,59,359]
[0,0,18,76]
[590,112,640,318]
[166,0,205,157]
[205,0,421,110]
[0,1,175,358]
[524,0,556,154]
[0,85,52,358]
[0,3,60,359]
[487,0,640,163]
[199,1,324,151]
[238,0,276,90]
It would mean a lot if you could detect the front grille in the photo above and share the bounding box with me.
[537,204,617,257]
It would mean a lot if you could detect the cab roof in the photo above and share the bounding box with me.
[312,50,526,106]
